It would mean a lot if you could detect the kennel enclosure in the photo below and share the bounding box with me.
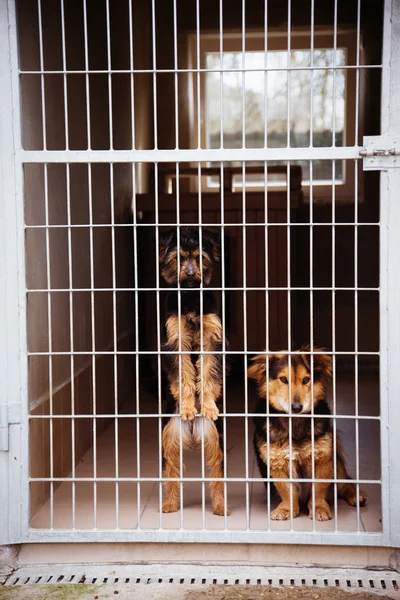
[1,0,400,547]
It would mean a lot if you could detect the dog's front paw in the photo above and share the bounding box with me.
[342,486,367,507]
[162,502,179,513]
[180,405,198,420]
[271,503,299,520]
[201,404,219,421]
[213,504,231,517]
[309,501,332,521]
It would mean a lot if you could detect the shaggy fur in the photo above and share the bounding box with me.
[160,227,229,516]
[249,348,367,521]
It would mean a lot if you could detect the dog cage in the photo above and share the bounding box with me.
[1,0,400,546]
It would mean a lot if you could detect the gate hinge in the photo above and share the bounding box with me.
[360,136,400,170]
[0,403,21,452]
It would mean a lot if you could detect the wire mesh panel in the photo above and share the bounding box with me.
[13,0,390,543]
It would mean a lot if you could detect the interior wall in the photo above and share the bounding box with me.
[17,0,151,515]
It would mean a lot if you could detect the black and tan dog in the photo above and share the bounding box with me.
[249,348,366,521]
[159,227,229,516]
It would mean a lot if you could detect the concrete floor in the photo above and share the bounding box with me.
[30,374,381,533]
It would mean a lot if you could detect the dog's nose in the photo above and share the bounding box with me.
[186,264,195,277]
[291,403,303,414]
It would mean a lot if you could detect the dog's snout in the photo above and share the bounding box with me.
[291,402,303,414]
[186,264,195,277]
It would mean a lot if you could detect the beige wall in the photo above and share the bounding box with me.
[17,0,152,516]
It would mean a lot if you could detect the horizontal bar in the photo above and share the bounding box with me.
[24,529,387,546]
[19,64,383,74]
[27,350,380,356]
[24,223,382,229]
[26,287,380,293]
[18,147,362,163]
[28,413,381,420]
[29,476,381,484]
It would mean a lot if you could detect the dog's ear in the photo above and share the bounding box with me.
[202,228,220,262]
[248,354,267,383]
[159,228,175,263]
[301,345,332,381]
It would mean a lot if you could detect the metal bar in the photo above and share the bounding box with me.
[18,147,364,163]
[23,528,386,545]
[128,0,136,149]
[19,64,383,74]
[82,0,91,149]
[109,163,119,528]
[0,0,27,544]
[65,163,76,528]
[29,413,382,421]
[26,286,380,292]
[87,164,97,528]
[27,350,381,356]
[24,223,381,229]
[29,476,381,484]
[42,163,54,529]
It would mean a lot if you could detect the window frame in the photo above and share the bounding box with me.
[188,28,362,203]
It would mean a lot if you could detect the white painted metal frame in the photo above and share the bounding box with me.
[0,0,399,546]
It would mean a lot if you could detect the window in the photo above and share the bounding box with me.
[189,30,359,200]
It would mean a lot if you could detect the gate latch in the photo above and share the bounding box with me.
[0,403,21,452]
[360,136,400,170]
[0,404,9,452]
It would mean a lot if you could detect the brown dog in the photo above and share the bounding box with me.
[160,227,229,516]
[249,348,366,521]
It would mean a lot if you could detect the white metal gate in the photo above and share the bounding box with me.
[1,0,400,546]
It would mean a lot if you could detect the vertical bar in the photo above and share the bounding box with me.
[309,0,316,528]
[220,162,228,527]
[175,164,184,530]
[287,161,293,530]
[43,164,54,528]
[309,0,314,148]
[131,164,141,529]
[242,161,250,530]
[66,164,76,528]
[242,0,246,149]
[379,0,394,545]
[0,0,27,542]
[151,0,158,149]
[109,164,119,528]
[37,0,47,150]
[264,159,271,530]
[354,0,362,530]
[196,0,201,148]
[264,0,268,149]
[331,159,338,532]
[197,162,206,530]
[332,0,339,533]
[60,0,69,150]
[173,0,179,149]
[88,163,97,527]
[332,0,338,147]
[263,1,271,531]
[128,0,136,150]
[310,159,316,529]
[105,0,114,150]
[82,0,92,149]
[219,0,223,149]
[286,0,293,528]
[153,164,161,528]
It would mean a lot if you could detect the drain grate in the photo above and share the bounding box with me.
[2,566,400,597]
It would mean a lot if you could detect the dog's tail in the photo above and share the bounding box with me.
[336,438,367,507]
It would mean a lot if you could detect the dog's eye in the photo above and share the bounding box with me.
[302,377,310,385]
[279,376,288,384]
